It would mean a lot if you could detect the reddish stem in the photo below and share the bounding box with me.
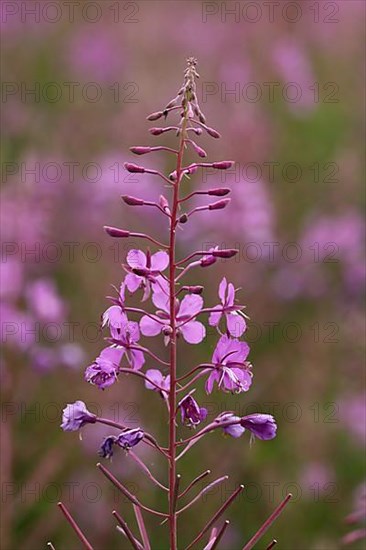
[57,502,94,550]
[167,93,189,550]
[242,494,292,550]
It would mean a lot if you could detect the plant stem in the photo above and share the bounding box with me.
[168,99,188,550]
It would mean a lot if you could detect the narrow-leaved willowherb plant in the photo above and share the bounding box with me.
[58,58,292,550]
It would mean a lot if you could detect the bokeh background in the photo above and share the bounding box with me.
[1,1,365,549]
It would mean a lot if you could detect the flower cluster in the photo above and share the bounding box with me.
[60,58,287,550]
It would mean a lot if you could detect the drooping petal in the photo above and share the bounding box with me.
[124,273,142,293]
[226,312,246,337]
[145,369,164,390]
[178,294,203,319]
[225,423,245,438]
[152,278,170,311]
[127,249,146,269]
[128,348,145,370]
[205,370,219,394]
[180,320,206,344]
[208,306,222,328]
[241,414,277,440]
[140,315,164,336]
[151,251,169,271]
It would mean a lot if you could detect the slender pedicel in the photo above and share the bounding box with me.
[57,502,94,550]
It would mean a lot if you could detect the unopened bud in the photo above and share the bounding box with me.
[212,161,235,170]
[104,226,130,238]
[147,111,163,121]
[122,195,145,206]
[206,127,221,139]
[130,146,152,155]
[200,256,217,267]
[208,188,231,196]
[190,140,207,158]
[211,249,238,258]
[179,214,188,224]
[183,286,204,295]
[149,127,164,135]
[124,162,146,173]
[208,198,231,210]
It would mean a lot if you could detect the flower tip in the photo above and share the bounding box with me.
[122,195,144,206]
[130,146,152,155]
[212,161,235,170]
[208,187,231,196]
[146,111,164,121]
[124,162,145,173]
[208,198,231,210]
[212,248,238,258]
[206,127,221,139]
[104,226,130,238]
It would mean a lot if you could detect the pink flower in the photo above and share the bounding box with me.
[206,335,252,394]
[140,290,206,344]
[124,249,169,301]
[209,277,246,337]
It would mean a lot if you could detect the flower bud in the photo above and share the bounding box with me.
[124,162,145,173]
[208,188,231,196]
[211,249,238,258]
[190,140,207,158]
[149,127,164,135]
[122,195,144,206]
[183,286,204,295]
[200,256,217,267]
[146,111,163,121]
[130,146,152,155]
[206,126,221,139]
[179,214,188,224]
[212,161,235,170]
[208,198,231,210]
[104,226,130,238]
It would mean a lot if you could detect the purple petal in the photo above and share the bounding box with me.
[124,273,142,293]
[129,348,145,370]
[127,249,146,269]
[151,251,169,271]
[152,278,170,311]
[208,306,222,327]
[99,346,124,365]
[180,320,206,344]
[224,423,245,438]
[227,282,235,306]
[178,294,203,318]
[140,315,163,337]
[226,312,246,337]
[145,369,163,390]
[241,414,277,440]
[205,370,219,394]
[218,277,227,303]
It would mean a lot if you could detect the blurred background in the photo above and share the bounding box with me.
[1,1,365,549]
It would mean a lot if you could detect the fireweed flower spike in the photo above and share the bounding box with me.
[59,58,287,550]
